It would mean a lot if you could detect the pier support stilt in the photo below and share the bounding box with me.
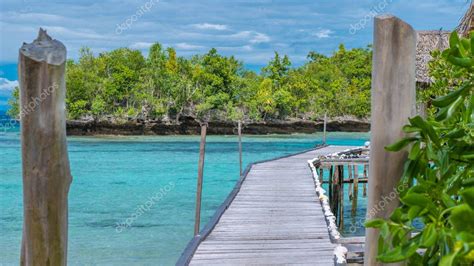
[352,165,359,217]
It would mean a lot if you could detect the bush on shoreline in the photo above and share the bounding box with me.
[7,44,372,122]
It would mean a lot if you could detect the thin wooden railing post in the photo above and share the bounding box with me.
[19,28,72,265]
[323,112,327,144]
[194,123,207,236]
[364,15,416,266]
[238,120,243,177]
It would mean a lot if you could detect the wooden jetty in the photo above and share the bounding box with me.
[178,145,357,265]
[315,148,370,231]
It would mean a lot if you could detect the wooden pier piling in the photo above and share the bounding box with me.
[352,165,359,217]
[19,29,72,265]
[348,165,353,200]
[194,124,208,236]
[323,112,327,144]
[364,15,416,266]
[338,165,344,230]
[319,167,324,185]
[328,166,334,209]
[363,165,367,197]
[238,120,242,177]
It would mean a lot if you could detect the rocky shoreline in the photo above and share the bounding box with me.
[66,116,370,136]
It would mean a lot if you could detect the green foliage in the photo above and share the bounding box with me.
[6,43,372,121]
[420,33,474,116]
[262,52,291,86]
[303,45,372,118]
[67,99,88,119]
[366,32,474,265]
[6,87,19,118]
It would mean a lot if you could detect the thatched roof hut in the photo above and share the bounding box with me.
[457,2,474,37]
[415,30,450,85]
[415,2,473,85]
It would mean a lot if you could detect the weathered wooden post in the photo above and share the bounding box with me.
[322,112,327,144]
[332,166,340,216]
[19,28,72,265]
[364,15,416,266]
[318,168,324,185]
[328,166,334,210]
[238,120,243,177]
[363,165,368,197]
[348,164,353,200]
[194,123,207,235]
[338,165,344,230]
[352,165,359,217]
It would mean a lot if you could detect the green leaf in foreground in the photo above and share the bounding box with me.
[365,219,385,228]
[377,242,419,263]
[385,137,418,152]
[420,224,437,248]
[449,204,474,233]
[460,188,474,209]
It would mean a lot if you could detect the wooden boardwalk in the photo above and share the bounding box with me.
[178,145,356,265]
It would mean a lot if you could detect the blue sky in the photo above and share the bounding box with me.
[0,0,471,96]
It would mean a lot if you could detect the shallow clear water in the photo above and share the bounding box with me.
[0,129,369,265]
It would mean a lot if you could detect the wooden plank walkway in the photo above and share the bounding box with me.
[179,145,356,265]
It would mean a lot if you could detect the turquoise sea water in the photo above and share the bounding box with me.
[0,129,369,265]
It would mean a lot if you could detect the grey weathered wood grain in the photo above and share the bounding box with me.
[187,145,356,265]
[364,15,416,266]
[19,28,72,266]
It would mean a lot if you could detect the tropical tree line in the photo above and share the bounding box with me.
[8,43,372,122]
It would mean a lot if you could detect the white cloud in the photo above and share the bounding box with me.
[313,29,333,39]
[0,0,468,66]
[192,23,228,30]
[44,26,107,40]
[214,45,253,52]
[4,12,66,23]
[0,78,18,91]
[175,42,205,50]
[250,32,270,44]
[230,31,270,44]
[129,42,154,49]
[242,45,253,51]
[230,31,252,39]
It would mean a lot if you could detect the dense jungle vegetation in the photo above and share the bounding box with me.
[8,44,372,122]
